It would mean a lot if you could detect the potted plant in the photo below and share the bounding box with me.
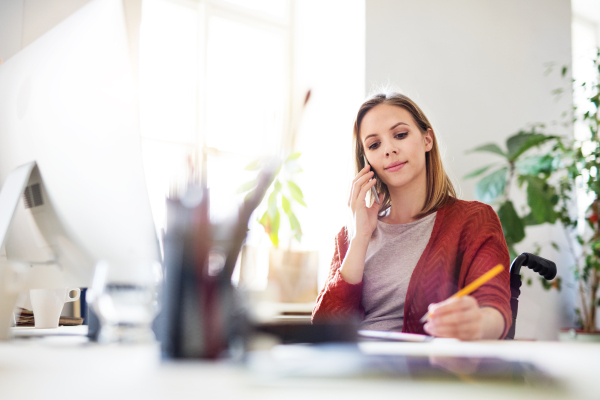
[238,153,318,305]
[553,50,600,338]
[236,91,318,305]
[239,153,306,248]
[467,50,600,338]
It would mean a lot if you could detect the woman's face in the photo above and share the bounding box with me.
[359,104,433,191]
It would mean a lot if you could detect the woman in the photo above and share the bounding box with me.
[312,93,511,340]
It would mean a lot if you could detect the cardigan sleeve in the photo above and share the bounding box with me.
[460,203,512,339]
[311,228,364,323]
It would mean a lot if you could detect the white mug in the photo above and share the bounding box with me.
[30,288,81,329]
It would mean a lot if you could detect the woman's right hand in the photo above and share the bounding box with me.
[348,164,383,241]
[339,164,382,285]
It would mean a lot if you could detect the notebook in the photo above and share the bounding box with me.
[358,329,433,342]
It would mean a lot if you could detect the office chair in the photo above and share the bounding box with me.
[505,252,557,340]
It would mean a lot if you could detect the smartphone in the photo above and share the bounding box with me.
[363,156,381,205]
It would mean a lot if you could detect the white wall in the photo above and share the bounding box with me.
[0,0,139,66]
[21,0,91,48]
[0,0,92,64]
[0,0,23,63]
[366,0,573,340]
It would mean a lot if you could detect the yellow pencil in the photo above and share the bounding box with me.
[420,264,504,323]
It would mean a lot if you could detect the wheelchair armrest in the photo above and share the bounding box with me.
[509,252,557,280]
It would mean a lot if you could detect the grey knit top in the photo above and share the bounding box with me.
[359,212,437,331]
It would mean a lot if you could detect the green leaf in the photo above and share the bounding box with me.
[287,210,301,233]
[515,155,555,175]
[522,212,541,226]
[561,66,568,77]
[285,152,301,162]
[288,213,302,242]
[498,200,525,245]
[259,211,273,241]
[475,168,507,204]
[540,277,552,290]
[463,163,497,180]
[267,190,278,219]
[525,176,557,224]
[236,179,257,194]
[259,210,268,228]
[260,208,281,247]
[506,133,557,161]
[551,242,559,251]
[506,132,531,157]
[281,195,291,215]
[288,211,302,240]
[244,158,262,171]
[268,209,280,247]
[281,195,302,242]
[287,181,307,207]
[466,143,507,158]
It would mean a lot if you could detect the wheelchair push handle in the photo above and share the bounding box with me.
[509,252,557,280]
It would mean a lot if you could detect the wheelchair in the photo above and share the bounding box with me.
[505,252,557,340]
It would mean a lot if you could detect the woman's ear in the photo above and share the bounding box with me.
[424,128,434,152]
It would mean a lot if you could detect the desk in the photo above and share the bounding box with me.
[0,330,598,400]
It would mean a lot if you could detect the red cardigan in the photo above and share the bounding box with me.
[312,199,512,339]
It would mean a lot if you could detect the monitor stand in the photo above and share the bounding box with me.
[0,161,37,340]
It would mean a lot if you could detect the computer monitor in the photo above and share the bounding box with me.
[0,0,160,337]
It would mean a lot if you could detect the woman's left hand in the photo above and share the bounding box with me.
[423,296,483,341]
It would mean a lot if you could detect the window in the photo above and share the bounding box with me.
[139,0,291,238]
[139,0,365,291]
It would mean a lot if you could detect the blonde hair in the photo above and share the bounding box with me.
[353,93,455,217]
